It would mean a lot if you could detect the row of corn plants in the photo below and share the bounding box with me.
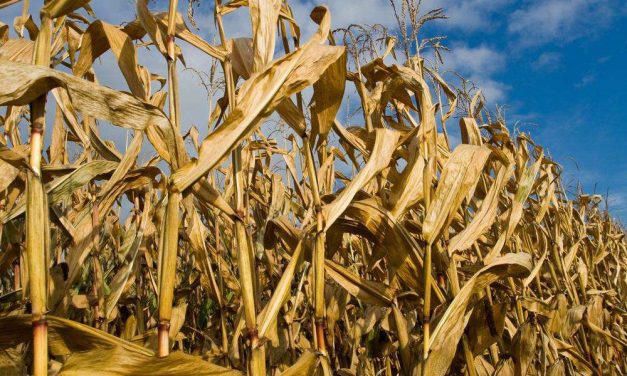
[0,0,625,375]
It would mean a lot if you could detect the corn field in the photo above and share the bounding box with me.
[0,0,625,375]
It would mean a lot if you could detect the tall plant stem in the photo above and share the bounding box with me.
[166,0,180,130]
[213,211,229,357]
[157,0,182,357]
[28,9,52,376]
[232,149,265,376]
[421,153,433,368]
[303,135,327,355]
[214,1,265,373]
[422,241,432,361]
[446,254,478,376]
[157,190,181,357]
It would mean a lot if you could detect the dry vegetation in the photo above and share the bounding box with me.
[0,0,625,375]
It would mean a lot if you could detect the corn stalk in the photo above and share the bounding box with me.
[26,7,52,376]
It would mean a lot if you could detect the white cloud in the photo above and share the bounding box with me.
[289,0,514,39]
[533,52,561,71]
[427,0,512,31]
[469,76,508,102]
[322,0,398,28]
[442,44,508,102]
[88,0,137,25]
[574,73,596,88]
[444,44,506,75]
[507,0,618,47]
[607,191,627,220]
[608,192,626,208]
[286,0,398,39]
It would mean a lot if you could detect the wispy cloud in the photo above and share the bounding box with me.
[286,0,398,39]
[295,0,512,33]
[442,44,509,102]
[533,52,561,71]
[608,191,627,218]
[507,0,619,47]
[427,0,512,32]
[290,0,516,38]
[575,73,596,88]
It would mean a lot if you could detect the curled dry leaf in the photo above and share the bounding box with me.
[420,253,532,376]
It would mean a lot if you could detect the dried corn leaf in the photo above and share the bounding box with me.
[323,129,399,231]
[420,253,532,376]
[423,144,491,244]
[58,346,241,375]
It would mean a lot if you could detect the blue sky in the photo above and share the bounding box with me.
[419,0,627,221]
[1,0,626,220]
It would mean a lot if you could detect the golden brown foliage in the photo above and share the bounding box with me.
[0,0,625,375]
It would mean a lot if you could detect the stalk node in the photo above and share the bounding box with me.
[235,209,246,222]
[32,316,47,327]
[157,321,171,357]
[245,327,259,341]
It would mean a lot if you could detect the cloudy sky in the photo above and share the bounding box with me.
[1,0,626,220]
